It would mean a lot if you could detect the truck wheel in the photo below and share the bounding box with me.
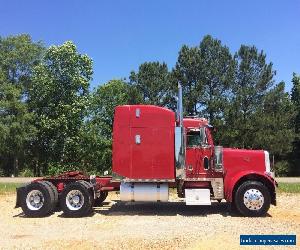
[94,191,108,207]
[77,180,95,207]
[42,181,59,210]
[234,181,271,217]
[60,181,93,217]
[21,182,54,217]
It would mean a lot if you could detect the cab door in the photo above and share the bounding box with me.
[185,128,213,178]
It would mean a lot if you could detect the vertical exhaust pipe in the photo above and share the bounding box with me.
[177,83,183,127]
[175,83,185,179]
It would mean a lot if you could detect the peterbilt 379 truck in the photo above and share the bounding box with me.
[15,85,277,217]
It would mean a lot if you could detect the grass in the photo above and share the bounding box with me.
[277,183,300,193]
[0,183,22,195]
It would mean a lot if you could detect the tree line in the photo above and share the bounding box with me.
[0,34,299,177]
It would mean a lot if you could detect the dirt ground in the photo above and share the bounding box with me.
[0,192,299,250]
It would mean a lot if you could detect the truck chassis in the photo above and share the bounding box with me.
[15,170,276,217]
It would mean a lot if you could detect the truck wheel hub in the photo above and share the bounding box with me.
[33,196,41,204]
[66,190,84,210]
[72,196,80,204]
[26,190,44,210]
[243,189,264,210]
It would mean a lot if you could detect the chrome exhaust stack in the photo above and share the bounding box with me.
[175,83,185,178]
[177,83,183,127]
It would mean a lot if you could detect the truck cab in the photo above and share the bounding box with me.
[180,117,276,216]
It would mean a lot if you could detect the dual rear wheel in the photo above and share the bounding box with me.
[21,181,58,217]
[20,180,108,217]
[60,181,94,217]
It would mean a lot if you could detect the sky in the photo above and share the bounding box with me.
[0,0,299,92]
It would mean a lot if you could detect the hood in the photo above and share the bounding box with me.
[223,148,268,174]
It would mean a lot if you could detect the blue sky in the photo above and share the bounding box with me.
[0,1,299,91]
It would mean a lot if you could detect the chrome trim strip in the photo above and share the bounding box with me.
[112,172,175,183]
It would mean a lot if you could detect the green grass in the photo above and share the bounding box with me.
[0,183,22,195]
[278,183,300,193]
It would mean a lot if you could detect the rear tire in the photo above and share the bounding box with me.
[21,182,54,217]
[60,181,93,217]
[42,181,59,210]
[234,181,271,217]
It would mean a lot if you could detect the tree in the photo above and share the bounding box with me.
[173,35,235,124]
[0,34,44,176]
[81,80,131,174]
[173,45,202,115]
[29,41,93,174]
[224,45,275,148]
[130,62,174,108]
[198,35,234,124]
[253,82,295,176]
[291,73,300,175]
[0,82,36,176]
[0,34,44,92]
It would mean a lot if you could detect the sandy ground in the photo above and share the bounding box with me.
[0,192,299,250]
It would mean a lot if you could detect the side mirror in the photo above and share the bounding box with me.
[214,146,223,172]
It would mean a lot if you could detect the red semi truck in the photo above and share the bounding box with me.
[15,85,277,217]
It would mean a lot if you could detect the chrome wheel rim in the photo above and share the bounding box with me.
[26,190,44,210]
[66,190,84,211]
[243,188,264,210]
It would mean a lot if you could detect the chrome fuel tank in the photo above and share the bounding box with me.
[120,182,169,202]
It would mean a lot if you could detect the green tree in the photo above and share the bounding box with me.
[173,45,202,115]
[224,45,275,148]
[29,41,92,174]
[81,80,131,173]
[130,62,174,108]
[0,82,36,176]
[173,35,234,123]
[0,34,44,92]
[198,35,234,124]
[253,82,295,176]
[0,34,44,176]
[291,73,300,175]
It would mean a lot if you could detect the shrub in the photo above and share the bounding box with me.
[19,168,35,177]
[47,163,82,176]
[274,161,290,177]
[0,168,5,177]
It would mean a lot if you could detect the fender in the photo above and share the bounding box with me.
[224,170,277,204]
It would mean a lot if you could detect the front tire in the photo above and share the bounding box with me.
[234,181,271,217]
[60,181,93,217]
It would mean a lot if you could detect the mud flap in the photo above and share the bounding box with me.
[15,185,26,208]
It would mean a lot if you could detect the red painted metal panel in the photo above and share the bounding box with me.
[183,124,221,180]
[222,148,266,201]
[183,118,208,128]
[112,105,175,180]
